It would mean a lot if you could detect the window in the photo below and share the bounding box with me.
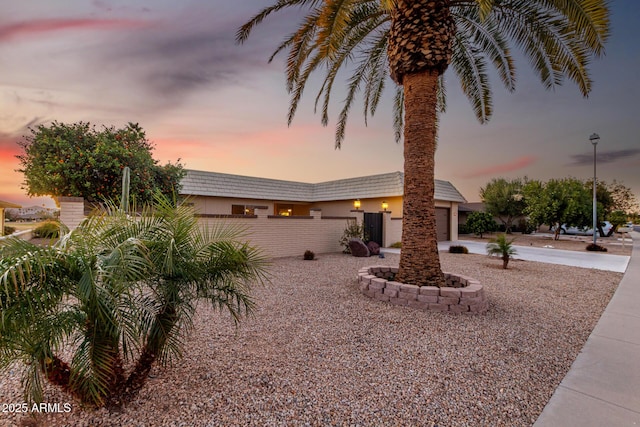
[232,205,254,215]
[274,203,310,216]
[276,204,294,216]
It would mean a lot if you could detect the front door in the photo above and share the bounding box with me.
[364,212,383,246]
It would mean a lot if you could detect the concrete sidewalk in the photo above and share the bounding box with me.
[534,231,640,426]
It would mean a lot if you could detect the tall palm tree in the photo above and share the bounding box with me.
[238,0,609,286]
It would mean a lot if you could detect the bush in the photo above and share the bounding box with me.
[465,211,497,238]
[586,243,607,252]
[33,221,60,238]
[3,226,16,235]
[339,220,368,253]
[518,219,537,234]
[303,250,315,260]
[389,241,402,248]
[449,245,468,254]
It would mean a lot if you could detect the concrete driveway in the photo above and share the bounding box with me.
[382,239,630,273]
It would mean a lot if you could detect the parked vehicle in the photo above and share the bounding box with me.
[552,221,613,236]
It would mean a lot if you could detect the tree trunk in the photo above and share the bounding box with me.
[124,304,178,400]
[396,69,445,287]
[42,356,72,392]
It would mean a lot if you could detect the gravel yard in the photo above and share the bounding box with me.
[1,251,621,427]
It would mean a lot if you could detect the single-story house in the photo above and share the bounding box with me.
[179,170,467,243]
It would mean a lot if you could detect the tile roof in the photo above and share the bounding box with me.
[180,170,466,203]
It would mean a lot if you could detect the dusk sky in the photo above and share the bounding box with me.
[1,1,639,209]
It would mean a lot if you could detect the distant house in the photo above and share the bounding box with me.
[7,205,59,221]
[458,202,486,228]
[179,170,467,243]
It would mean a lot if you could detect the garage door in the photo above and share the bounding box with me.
[435,207,450,241]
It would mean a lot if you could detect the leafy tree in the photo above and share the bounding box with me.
[238,0,609,286]
[524,178,592,240]
[480,177,527,233]
[4,209,18,221]
[0,195,268,407]
[608,210,628,233]
[465,211,497,238]
[584,180,614,220]
[605,180,639,214]
[17,122,184,205]
[486,234,517,269]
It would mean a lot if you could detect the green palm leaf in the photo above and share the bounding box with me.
[238,0,609,142]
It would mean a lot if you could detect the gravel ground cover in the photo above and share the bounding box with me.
[1,251,621,427]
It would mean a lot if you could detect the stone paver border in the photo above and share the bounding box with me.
[357,266,488,313]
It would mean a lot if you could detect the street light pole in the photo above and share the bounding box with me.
[589,133,600,245]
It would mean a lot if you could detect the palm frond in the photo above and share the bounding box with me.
[451,27,493,122]
[239,0,609,147]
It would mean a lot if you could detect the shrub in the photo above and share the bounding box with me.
[33,221,60,238]
[465,211,497,238]
[339,220,368,253]
[449,245,468,254]
[303,250,315,260]
[586,243,607,252]
[519,219,537,234]
[389,241,402,248]
[3,226,16,235]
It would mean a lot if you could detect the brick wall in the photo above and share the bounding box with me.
[197,208,354,258]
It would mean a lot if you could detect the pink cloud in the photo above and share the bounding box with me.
[0,18,150,42]
[461,155,538,179]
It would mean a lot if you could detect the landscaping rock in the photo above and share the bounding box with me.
[366,241,380,255]
[348,238,370,257]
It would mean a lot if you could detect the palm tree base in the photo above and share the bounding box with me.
[358,266,488,313]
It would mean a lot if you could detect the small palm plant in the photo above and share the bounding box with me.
[0,194,268,407]
[486,234,517,269]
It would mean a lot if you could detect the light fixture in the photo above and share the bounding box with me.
[381,201,389,211]
[353,199,361,210]
[590,133,600,245]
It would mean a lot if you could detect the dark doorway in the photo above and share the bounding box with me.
[364,212,383,246]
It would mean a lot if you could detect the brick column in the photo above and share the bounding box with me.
[59,197,85,231]
[350,209,364,225]
[254,206,269,220]
[382,210,393,247]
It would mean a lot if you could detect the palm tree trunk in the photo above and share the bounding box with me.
[396,69,445,287]
[502,255,509,269]
[41,356,72,391]
[124,304,178,398]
